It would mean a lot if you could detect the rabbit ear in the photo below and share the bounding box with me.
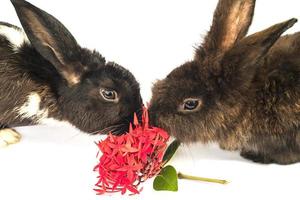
[196,0,256,60]
[222,18,297,88]
[11,0,83,86]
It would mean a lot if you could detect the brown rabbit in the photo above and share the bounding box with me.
[149,0,300,164]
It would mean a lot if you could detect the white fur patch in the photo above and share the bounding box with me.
[16,92,48,122]
[0,24,29,50]
[16,92,75,128]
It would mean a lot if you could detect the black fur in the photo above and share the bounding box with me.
[0,0,142,135]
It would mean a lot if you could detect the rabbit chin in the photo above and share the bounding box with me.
[0,23,29,51]
[14,92,76,129]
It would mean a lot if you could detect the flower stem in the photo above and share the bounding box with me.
[177,172,229,185]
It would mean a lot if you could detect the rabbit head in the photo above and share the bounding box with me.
[11,0,142,134]
[149,0,297,143]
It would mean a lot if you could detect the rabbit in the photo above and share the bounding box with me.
[0,0,142,147]
[149,0,300,164]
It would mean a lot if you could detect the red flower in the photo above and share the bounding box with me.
[94,107,170,195]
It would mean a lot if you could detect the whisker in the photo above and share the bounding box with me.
[92,124,125,133]
[88,110,144,136]
[62,132,82,143]
[97,127,121,135]
[183,143,196,165]
[90,123,128,135]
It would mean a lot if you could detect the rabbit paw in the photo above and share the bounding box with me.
[0,129,22,147]
[240,150,273,164]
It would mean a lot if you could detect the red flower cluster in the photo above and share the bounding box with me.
[94,108,170,195]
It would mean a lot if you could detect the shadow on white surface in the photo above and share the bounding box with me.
[0,125,299,200]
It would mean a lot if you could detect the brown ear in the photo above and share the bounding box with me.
[11,0,83,86]
[196,0,256,60]
[222,18,297,89]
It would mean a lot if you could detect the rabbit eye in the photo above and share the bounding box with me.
[100,88,118,103]
[184,100,199,110]
[179,98,202,113]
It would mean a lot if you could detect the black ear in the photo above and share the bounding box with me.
[11,0,83,85]
[196,0,256,60]
[222,18,297,89]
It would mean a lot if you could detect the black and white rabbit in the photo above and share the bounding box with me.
[149,0,300,164]
[0,0,142,147]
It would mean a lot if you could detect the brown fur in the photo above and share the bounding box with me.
[149,0,300,164]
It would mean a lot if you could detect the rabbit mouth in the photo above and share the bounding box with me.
[88,110,143,136]
[89,123,129,135]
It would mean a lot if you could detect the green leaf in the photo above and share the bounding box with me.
[163,139,181,164]
[153,165,178,192]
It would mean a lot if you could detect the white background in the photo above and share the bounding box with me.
[0,0,299,200]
